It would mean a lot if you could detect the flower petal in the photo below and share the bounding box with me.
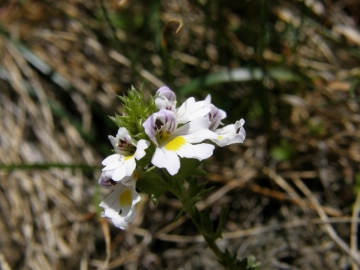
[208,104,227,131]
[102,154,121,166]
[212,137,231,147]
[99,182,140,229]
[212,119,246,146]
[157,86,176,102]
[143,110,178,145]
[176,97,211,124]
[176,142,215,160]
[134,140,150,160]
[124,207,138,223]
[101,209,129,229]
[98,172,117,189]
[151,147,180,175]
[125,157,136,177]
[108,135,117,148]
[182,129,218,143]
[171,117,212,137]
[112,163,128,181]
[103,159,123,171]
[115,127,135,145]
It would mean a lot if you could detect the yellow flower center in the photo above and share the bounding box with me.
[160,131,170,140]
[124,154,134,161]
[119,189,132,207]
[217,135,223,140]
[165,136,186,151]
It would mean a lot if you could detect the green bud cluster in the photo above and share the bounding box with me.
[109,86,157,141]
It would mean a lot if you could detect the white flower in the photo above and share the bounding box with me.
[155,86,211,124]
[102,127,150,182]
[211,119,246,147]
[155,86,177,112]
[203,97,246,147]
[157,86,176,102]
[99,177,140,230]
[176,96,211,124]
[143,109,217,175]
[207,103,227,131]
[98,171,134,189]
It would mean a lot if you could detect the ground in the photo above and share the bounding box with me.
[0,0,360,269]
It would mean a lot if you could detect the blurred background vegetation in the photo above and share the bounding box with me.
[1,0,360,269]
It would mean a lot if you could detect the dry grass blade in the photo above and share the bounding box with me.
[351,190,360,270]
[292,176,360,266]
[249,184,343,217]
[99,218,111,270]
[155,217,360,243]
[0,252,12,270]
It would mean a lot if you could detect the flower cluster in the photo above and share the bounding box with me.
[98,86,246,229]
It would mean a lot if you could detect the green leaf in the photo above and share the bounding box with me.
[267,68,302,82]
[137,169,169,202]
[178,67,301,96]
[179,68,264,96]
[200,210,214,237]
[246,255,261,270]
[173,158,206,181]
[172,209,185,223]
[182,178,214,211]
[218,250,261,270]
[214,205,229,239]
[271,139,295,161]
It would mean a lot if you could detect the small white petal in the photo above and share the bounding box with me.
[172,117,211,137]
[176,143,215,160]
[215,124,236,137]
[134,140,150,160]
[176,97,211,123]
[239,126,246,139]
[124,207,138,223]
[157,86,176,102]
[103,160,123,171]
[177,107,211,124]
[176,97,195,119]
[108,135,117,148]
[228,134,245,144]
[104,170,114,178]
[121,176,136,186]
[102,154,121,166]
[182,129,218,143]
[205,94,211,103]
[125,158,136,176]
[220,109,227,119]
[112,164,128,181]
[101,209,129,229]
[116,127,135,145]
[151,147,180,175]
[98,172,117,189]
[212,137,231,147]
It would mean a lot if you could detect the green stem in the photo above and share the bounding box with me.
[170,185,225,264]
[165,167,257,269]
[187,206,222,258]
